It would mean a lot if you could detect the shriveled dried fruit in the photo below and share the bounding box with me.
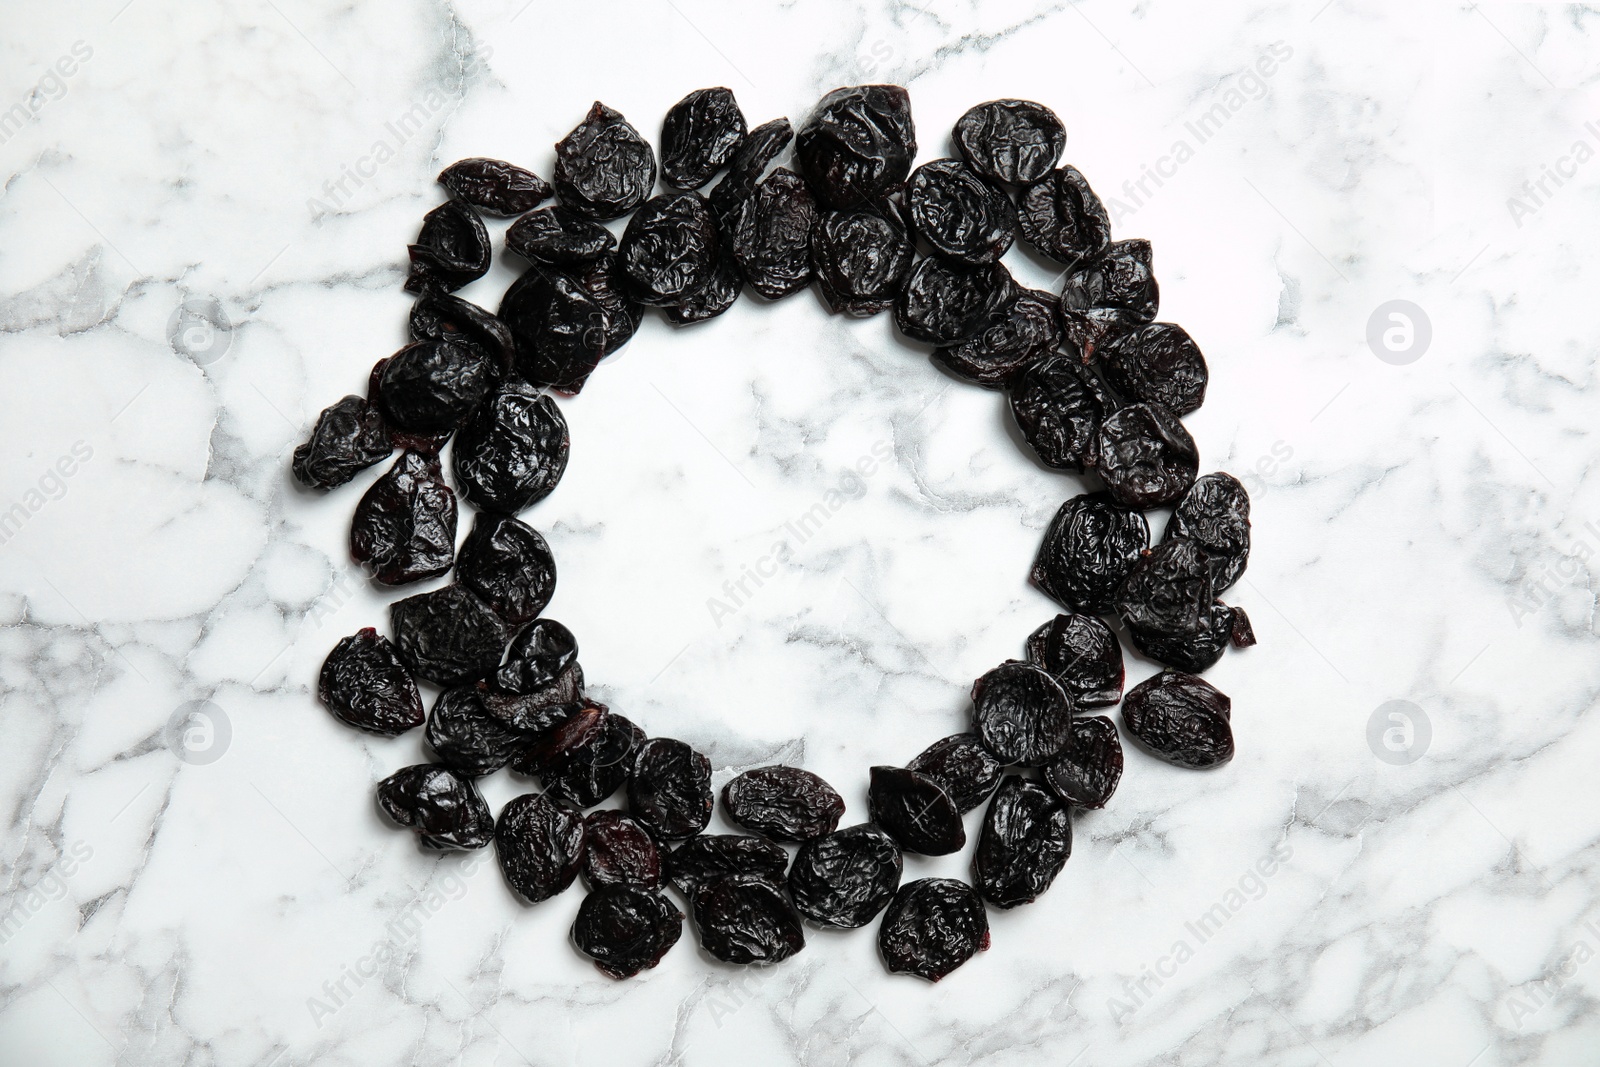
[505,207,616,265]
[1163,472,1251,592]
[691,874,805,964]
[660,243,742,325]
[1115,538,1215,638]
[1008,355,1115,472]
[408,293,516,376]
[452,381,570,514]
[553,102,655,220]
[375,340,495,433]
[725,168,816,299]
[894,257,1015,345]
[1092,402,1198,509]
[867,766,965,856]
[627,737,713,841]
[974,776,1071,908]
[438,157,552,217]
[499,266,609,393]
[350,451,457,586]
[572,885,683,978]
[971,661,1075,766]
[377,764,493,850]
[1122,671,1234,768]
[618,191,719,305]
[933,288,1060,388]
[666,835,789,896]
[796,85,916,210]
[788,823,902,929]
[390,584,506,687]
[582,810,662,890]
[318,628,423,736]
[811,207,914,316]
[1043,715,1123,809]
[1128,601,1255,672]
[878,878,989,982]
[1061,238,1158,322]
[907,158,1016,264]
[906,734,1003,814]
[1025,613,1124,708]
[495,791,586,902]
[405,200,491,294]
[293,396,392,490]
[954,99,1066,186]
[494,618,579,695]
[708,118,793,213]
[480,674,583,736]
[1099,323,1208,416]
[1017,166,1110,266]
[722,766,845,842]
[1031,493,1149,614]
[425,683,533,777]
[455,513,556,627]
[518,701,643,808]
[660,87,747,190]
[1060,306,1137,361]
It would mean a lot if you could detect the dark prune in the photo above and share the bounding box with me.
[452,381,570,514]
[878,878,989,982]
[810,207,914,316]
[1099,323,1208,416]
[907,158,1016,264]
[627,737,713,841]
[365,357,451,456]
[495,791,586,902]
[721,766,845,842]
[954,100,1066,186]
[505,207,616,266]
[867,766,965,856]
[933,288,1060,388]
[583,810,662,890]
[375,340,495,433]
[1115,538,1215,638]
[1060,306,1137,361]
[574,255,644,357]
[390,585,506,687]
[1008,354,1115,472]
[725,168,816,299]
[1043,715,1123,809]
[1031,493,1149,614]
[480,676,583,736]
[438,157,552,217]
[499,267,607,392]
[906,734,1002,814]
[1092,402,1199,509]
[1163,472,1251,592]
[894,257,1015,345]
[318,627,423,736]
[971,661,1074,766]
[1121,671,1234,768]
[425,683,534,777]
[666,835,789,896]
[1017,166,1110,266]
[408,293,516,376]
[788,823,902,929]
[1061,238,1158,322]
[455,513,556,627]
[552,102,655,220]
[974,776,1071,908]
[796,85,916,210]
[518,702,643,808]
[618,192,719,305]
[690,874,805,965]
[350,451,457,586]
[572,885,683,979]
[660,242,742,325]
[708,118,793,213]
[660,87,747,190]
[494,618,579,695]
[1025,613,1124,708]
[293,396,392,490]
[1231,605,1257,648]
[405,200,491,294]
[377,764,493,850]
[1128,601,1256,672]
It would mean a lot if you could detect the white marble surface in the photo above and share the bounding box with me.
[2,1,1598,1064]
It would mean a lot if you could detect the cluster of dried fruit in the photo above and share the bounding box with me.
[296,86,1254,983]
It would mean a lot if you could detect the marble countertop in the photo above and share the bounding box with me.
[3,1,1597,1064]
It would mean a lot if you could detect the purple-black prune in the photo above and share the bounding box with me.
[906,734,1003,814]
[721,766,845,843]
[1115,538,1215,638]
[494,618,579,695]
[583,810,663,890]
[907,158,1016,264]
[425,683,535,777]
[408,292,517,376]
[788,823,902,929]
[505,206,617,266]
[660,87,747,190]
[1017,166,1110,266]
[377,764,493,850]
[666,835,789,896]
[894,257,1016,345]
[618,191,720,305]
[499,266,608,393]
[1061,238,1158,322]
[1099,323,1208,416]
[318,627,423,736]
[867,766,965,856]
[954,99,1066,186]
[690,873,805,964]
[1060,307,1137,362]
[1121,671,1234,769]
[627,737,714,841]
[878,878,989,982]
[971,661,1075,766]
[660,242,742,325]
[1092,402,1199,509]
[1163,472,1252,593]
[405,200,491,294]
[552,102,655,221]
[725,168,816,299]
[572,885,684,979]
[1025,613,1124,708]
[796,85,916,210]
[933,288,1060,388]
[1031,492,1149,614]
[454,513,556,627]
[479,677,583,737]
[375,340,495,433]
[811,206,914,316]
[1008,354,1116,472]
[518,701,643,808]
[1043,715,1123,809]
[1127,601,1256,673]
[495,791,586,903]
[973,776,1071,908]
[438,157,552,217]
[292,396,392,490]
[708,118,793,213]
[389,584,506,687]
[350,451,457,586]
[451,381,570,514]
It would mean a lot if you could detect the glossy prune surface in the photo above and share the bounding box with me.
[318,627,423,736]
[1115,538,1215,638]
[438,157,552,217]
[553,102,655,220]
[1127,601,1255,673]
[1099,323,1208,416]
[499,259,632,393]
[660,87,747,190]
[1008,354,1114,472]
[454,513,556,627]
[1061,238,1158,322]
[408,292,517,376]
[722,766,845,843]
[1043,715,1123,809]
[582,810,663,890]
[708,118,793,212]
[519,702,643,808]
[954,99,1066,186]
[1163,472,1252,593]
[974,776,1072,908]
[796,85,916,210]
[788,823,902,929]
[505,207,617,266]
[933,288,1060,388]
[425,683,536,777]
[867,766,965,856]
[572,885,683,978]
[907,158,1016,264]
[376,340,494,433]
[1017,166,1110,266]
[1121,671,1234,769]
[878,878,989,982]
[1092,402,1199,510]
[495,791,586,902]
[894,257,1015,345]
[618,191,720,305]
[451,381,570,514]
[1031,493,1149,614]
[905,734,1003,814]
[405,200,491,294]
[627,737,714,841]
[389,585,506,687]
[377,764,493,850]
[1026,613,1124,708]
[726,168,816,299]
[811,206,914,316]
[494,618,579,695]
[691,874,805,965]
[292,396,392,490]
[350,451,457,586]
[971,661,1075,766]
[666,835,790,896]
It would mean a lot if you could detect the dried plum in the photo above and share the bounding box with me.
[1121,671,1234,768]
[425,683,532,777]
[691,874,805,965]
[1163,472,1251,592]
[480,676,583,736]
[708,118,793,213]
[907,158,1016,264]
[452,381,570,514]
[627,737,713,841]
[318,627,423,736]
[1115,538,1215,638]
[495,791,586,902]
[660,242,742,325]
[494,618,579,695]
[583,810,662,890]
[505,207,616,266]
[1092,402,1198,509]
[788,823,902,929]
[867,766,965,856]
[933,288,1059,388]
[390,584,506,687]
[572,885,683,978]
[894,257,1015,345]
[375,340,495,433]
[1008,354,1115,472]
[1061,238,1158,322]
[974,776,1071,908]
[1017,166,1110,266]
[574,255,644,358]
[1128,601,1255,672]
[796,85,916,210]
[350,451,457,586]
[726,168,816,299]
[811,206,914,316]
[292,396,392,490]
[408,293,516,376]
[1043,715,1123,809]
[499,266,609,392]
[971,661,1074,766]
[377,764,493,850]
[954,100,1066,186]
[1099,323,1208,416]
[518,701,643,808]
[553,102,655,220]
[660,87,747,190]
[455,513,556,627]
[906,734,1002,814]
[1060,306,1137,361]
[405,200,491,294]
[438,157,552,217]
[618,192,720,305]
[1031,493,1149,614]
[721,766,845,842]
[1025,613,1124,708]
[878,878,988,982]
[666,835,789,896]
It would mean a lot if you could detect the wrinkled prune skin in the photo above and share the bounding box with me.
[455,513,556,627]
[390,585,507,687]
[1060,306,1137,362]
[425,683,535,777]
[691,874,805,965]
[1164,472,1251,593]
[376,341,495,433]
[505,207,617,266]
[721,766,846,842]
[438,157,552,217]
[1026,613,1124,708]
[293,396,392,490]
[573,885,684,979]
[318,628,423,736]
[499,266,609,393]
[660,242,742,325]
[1128,601,1255,672]
[1008,355,1115,472]
[405,200,491,294]
[726,168,816,299]
[666,835,789,896]
[377,764,493,850]
[1017,166,1110,266]
[1121,671,1234,768]
[1092,402,1199,509]
[788,823,902,929]
[974,776,1072,909]
[481,673,583,736]
[519,702,643,808]
[1099,323,1208,416]
[878,878,989,982]
[1031,492,1149,614]
[867,766,965,856]
[954,100,1066,186]
[971,661,1075,766]
[494,618,579,695]
[1044,715,1123,809]
[350,451,457,586]
[906,734,1003,814]
[894,258,1016,345]
[1061,238,1158,322]
[660,87,747,190]
[811,207,914,316]
[365,358,452,456]
[618,192,720,305]
[907,158,1016,264]
[452,382,570,514]
[933,288,1060,388]
[1115,538,1215,638]
[408,293,517,376]
[583,810,663,890]
[495,792,586,902]
[708,118,793,214]
[796,85,916,210]
[575,255,644,358]
[553,102,656,220]
[628,737,714,841]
